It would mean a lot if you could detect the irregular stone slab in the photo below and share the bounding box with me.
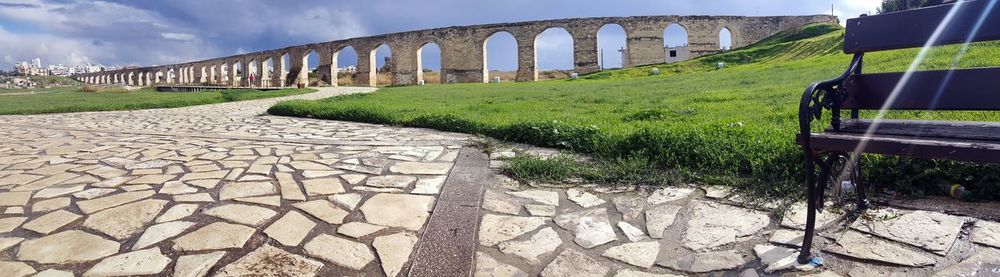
[373,232,418,277]
[219,181,276,200]
[84,248,171,276]
[17,230,120,264]
[76,190,154,214]
[826,230,935,267]
[479,214,548,246]
[971,220,1000,249]
[302,170,340,178]
[603,241,660,268]
[217,244,323,277]
[389,162,452,175]
[204,204,277,226]
[366,175,416,188]
[341,174,367,185]
[293,200,349,224]
[232,195,280,207]
[768,229,805,247]
[618,221,648,242]
[133,221,196,250]
[360,193,435,231]
[72,188,116,199]
[475,252,529,277]
[32,268,73,277]
[302,177,346,196]
[0,216,27,232]
[554,208,617,248]
[0,191,32,206]
[647,187,695,205]
[179,170,228,181]
[645,204,682,239]
[753,244,817,273]
[541,248,610,277]
[567,188,605,208]
[499,227,563,264]
[158,181,197,195]
[335,164,383,175]
[659,250,744,273]
[483,190,521,215]
[702,185,732,199]
[0,261,35,277]
[289,161,333,171]
[23,209,81,234]
[274,172,306,201]
[126,174,176,185]
[186,179,220,189]
[0,237,24,252]
[174,251,225,277]
[83,199,167,240]
[330,193,362,210]
[851,210,966,255]
[264,211,315,246]
[615,269,685,277]
[338,221,387,238]
[155,204,198,223]
[412,176,447,195]
[526,204,556,217]
[172,222,255,251]
[612,195,647,221]
[780,202,841,230]
[173,193,215,202]
[304,233,375,270]
[15,172,79,192]
[933,247,1000,277]
[682,201,770,251]
[508,190,559,206]
[0,174,43,187]
[33,184,86,198]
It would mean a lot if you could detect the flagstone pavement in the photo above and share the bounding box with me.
[1,87,998,276]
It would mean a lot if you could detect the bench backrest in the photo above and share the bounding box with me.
[841,0,1000,111]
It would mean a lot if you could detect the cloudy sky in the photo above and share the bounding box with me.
[0,0,881,71]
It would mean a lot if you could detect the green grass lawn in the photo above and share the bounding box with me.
[269,24,1000,201]
[0,87,315,115]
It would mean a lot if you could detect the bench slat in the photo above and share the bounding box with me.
[797,133,1000,164]
[842,68,1000,110]
[845,0,1000,53]
[834,119,1000,141]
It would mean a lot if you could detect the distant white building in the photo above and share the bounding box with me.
[338,66,357,74]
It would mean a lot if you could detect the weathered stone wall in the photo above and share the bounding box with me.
[74,14,837,87]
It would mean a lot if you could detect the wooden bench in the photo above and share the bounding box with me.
[795,0,1000,263]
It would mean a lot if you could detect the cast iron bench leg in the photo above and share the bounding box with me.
[798,150,818,264]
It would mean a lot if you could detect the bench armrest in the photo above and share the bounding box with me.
[799,54,864,147]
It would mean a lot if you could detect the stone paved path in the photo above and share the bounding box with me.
[476,148,1000,277]
[0,87,477,276]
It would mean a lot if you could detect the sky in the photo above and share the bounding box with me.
[0,0,882,71]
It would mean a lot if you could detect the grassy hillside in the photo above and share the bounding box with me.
[270,23,1000,201]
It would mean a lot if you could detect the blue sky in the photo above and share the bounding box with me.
[0,0,881,71]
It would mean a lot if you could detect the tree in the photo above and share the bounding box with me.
[877,0,954,14]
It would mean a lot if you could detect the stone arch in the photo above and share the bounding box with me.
[719,27,733,50]
[127,72,135,86]
[299,49,325,87]
[417,40,442,84]
[231,60,243,86]
[369,43,392,86]
[534,27,575,80]
[482,30,519,83]
[334,45,358,86]
[262,57,274,87]
[597,23,627,69]
[247,58,259,87]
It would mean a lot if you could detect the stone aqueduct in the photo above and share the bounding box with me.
[72,14,837,87]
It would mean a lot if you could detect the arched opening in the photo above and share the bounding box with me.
[200,66,207,84]
[209,65,217,83]
[262,58,274,87]
[483,31,518,82]
[597,24,626,70]
[247,59,258,87]
[232,60,243,86]
[281,53,291,86]
[719,27,733,50]
[664,23,690,63]
[302,50,323,87]
[417,42,441,84]
[372,44,392,86]
[335,46,358,86]
[155,71,162,84]
[535,27,574,80]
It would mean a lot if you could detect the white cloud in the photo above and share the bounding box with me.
[161,32,196,41]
